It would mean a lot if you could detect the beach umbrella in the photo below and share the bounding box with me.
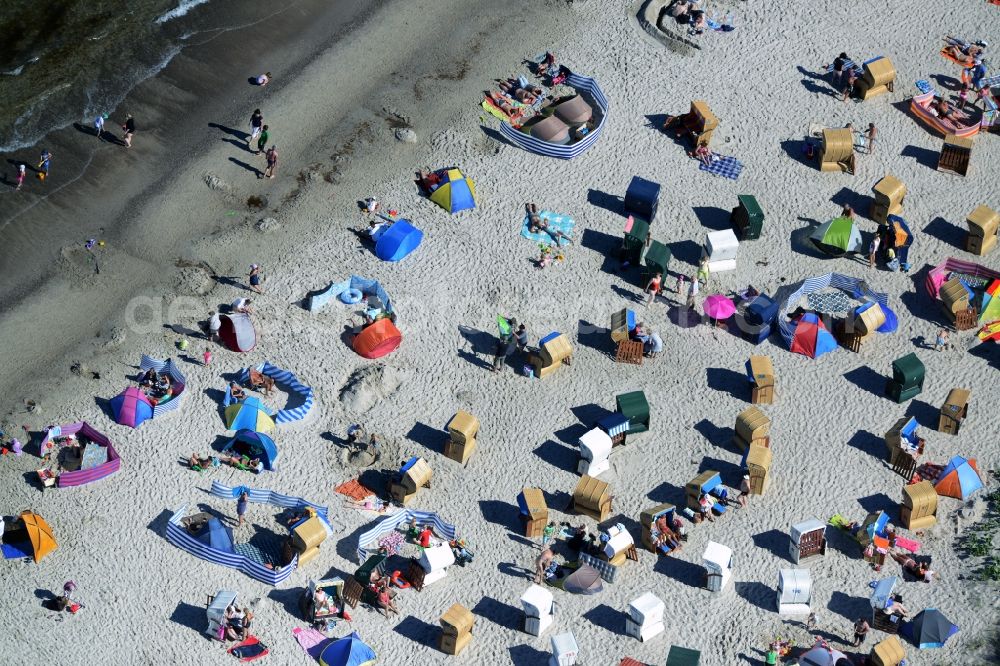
[934,456,983,500]
[703,294,736,320]
[19,511,57,563]
[109,386,154,428]
[810,217,863,256]
[319,631,376,666]
[788,313,838,359]
[563,564,603,595]
[429,168,477,214]
[901,608,959,648]
[224,396,276,435]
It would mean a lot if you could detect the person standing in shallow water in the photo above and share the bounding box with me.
[121,114,135,147]
[37,150,52,181]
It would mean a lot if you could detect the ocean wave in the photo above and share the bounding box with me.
[156,0,210,25]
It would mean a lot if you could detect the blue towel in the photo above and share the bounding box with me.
[521,210,576,246]
[915,79,934,94]
[698,155,744,180]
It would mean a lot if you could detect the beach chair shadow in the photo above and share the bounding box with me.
[905,399,939,428]
[170,601,210,635]
[780,139,815,168]
[898,264,939,324]
[478,499,521,532]
[473,596,522,630]
[827,590,869,623]
[752,529,789,560]
[693,418,736,452]
[509,645,551,664]
[586,188,623,216]
[576,319,610,356]
[705,367,746,400]
[654,555,703,587]
[735,581,773,610]
[580,228,624,275]
[699,456,743,486]
[857,493,896,515]
[532,439,578,474]
[583,603,626,635]
[922,216,959,246]
[553,422,590,447]
[901,144,939,170]
[693,206,732,231]
[845,429,883,460]
[669,239,702,268]
[647,481,685,505]
[842,365,885,397]
[393,616,438,647]
[406,422,443,454]
[570,402,612,425]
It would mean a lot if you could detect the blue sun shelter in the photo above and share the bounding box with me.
[375,219,423,262]
[223,429,279,471]
[319,631,376,666]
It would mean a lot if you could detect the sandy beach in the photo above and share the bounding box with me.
[1,0,999,664]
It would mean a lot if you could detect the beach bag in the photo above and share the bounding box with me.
[216,624,226,641]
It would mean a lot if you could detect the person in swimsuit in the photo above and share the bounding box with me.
[248,264,263,294]
[255,72,271,86]
[263,146,278,179]
[37,149,52,181]
[256,125,269,155]
[121,114,135,147]
[15,163,26,190]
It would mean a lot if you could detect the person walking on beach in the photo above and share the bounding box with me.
[202,348,212,366]
[737,474,751,508]
[207,310,221,341]
[256,125,269,155]
[263,146,278,179]
[248,110,263,150]
[15,163,26,190]
[237,491,249,527]
[864,123,878,154]
[248,264,263,293]
[94,114,107,141]
[37,150,52,181]
[644,271,662,306]
[935,328,952,351]
[868,234,881,269]
[121,114,135,148]
[534,547,554,583]
[697,256,710,286]
[686,273,699,310]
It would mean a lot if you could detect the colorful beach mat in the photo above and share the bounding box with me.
[807,291,852,314]
[699,155,743,180]
[293,627,330,659]
[521,210,575,246]
[334,478,375,502]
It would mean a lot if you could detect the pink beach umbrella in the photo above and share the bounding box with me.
[703,294,736,321]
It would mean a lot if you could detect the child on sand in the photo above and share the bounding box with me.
[202,348,212,366]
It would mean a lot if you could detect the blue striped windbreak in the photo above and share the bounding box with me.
[236,361,315,425]
[357,509,457,563]
[777,273,888,348]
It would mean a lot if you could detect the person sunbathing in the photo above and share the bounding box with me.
[943,37,985,63]
[188,453,214,469]
[140,369,158,387]
[933,97,959,121]
[417,168,443,192]
[229,382,247,401]
[486,92,525,120]
[693,141,713,166]
[891,551,937,582]
[526,203,572,245]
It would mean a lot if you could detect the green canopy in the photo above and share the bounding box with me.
[809,216,863,256]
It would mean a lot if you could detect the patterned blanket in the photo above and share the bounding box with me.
[698,155,743,180]
[521,210,575,246]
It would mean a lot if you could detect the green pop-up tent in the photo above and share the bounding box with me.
[810,216,863,256]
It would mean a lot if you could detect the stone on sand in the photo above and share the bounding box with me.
[257,217,280,233]
[395,128,417,143]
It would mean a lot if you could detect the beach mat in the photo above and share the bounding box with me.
[293,626,330,660]
[521,210,575,246]
[807,291,852,314]
[229,636,269,661]
[699,155,743,180]
[334,478,375,502]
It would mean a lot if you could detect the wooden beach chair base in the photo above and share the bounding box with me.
[616,340,643,365]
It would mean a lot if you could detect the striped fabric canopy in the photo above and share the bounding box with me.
[356,509,457,563]
[777,273,889,348]
[498,71,608,159]
[139,355,188,417]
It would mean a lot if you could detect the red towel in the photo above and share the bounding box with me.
[334,479,375,502]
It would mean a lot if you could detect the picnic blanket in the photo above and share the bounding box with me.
[521,210,575,246]
[334,478,375,502]
[807,291,852,314]
[233,542,274,566]
[698,155,743,180]
[293,627,330,659]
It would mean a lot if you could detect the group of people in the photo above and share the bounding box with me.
[245,108,278,178]
[491,316,530,373]
[221,603,254,641]
[138,368,174,406]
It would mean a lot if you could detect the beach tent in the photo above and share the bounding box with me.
[934,456,983,500]
[810,217,863,256]
[375,219,423,262]
[886,215,914,264]
[3,511,59,564]
[789,313,838,359]
[353,319,402,359]
[319,632,376,666]
[224,397,276,435]
[109,386,154,429]
[901,608,959,648]
[219,312,257,352]
[563,564,603,595]
[429,169,477,213]
[223,429,279,471]
[798,644,852,666]
[195,517,235,552]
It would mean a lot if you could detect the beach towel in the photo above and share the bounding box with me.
[521,210,576,246]
[893,536,920,553]
[828,514,849,529]
[233,542,273,566]
[915,79,934,94]
[293,626,330,660]
[334,479,375,502]
[698,155,743,180]
[807,291,852,314]
[229,636,269,662]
